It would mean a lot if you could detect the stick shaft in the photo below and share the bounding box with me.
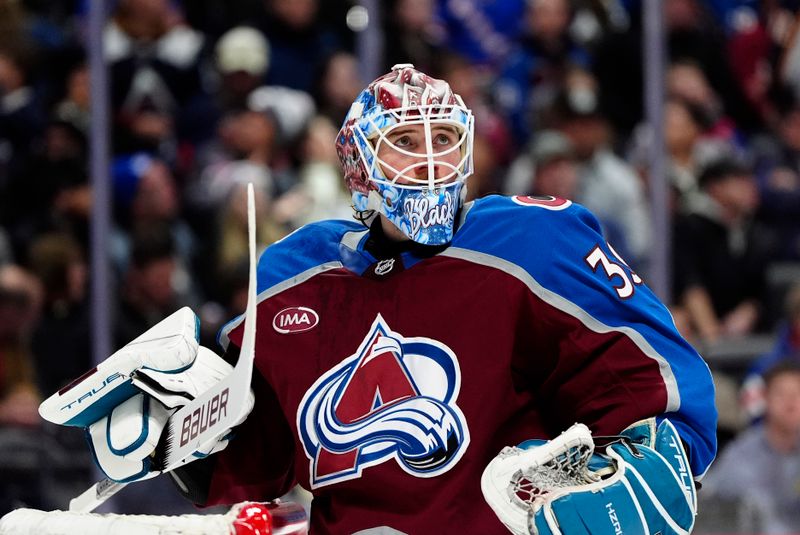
[69,479,126,512]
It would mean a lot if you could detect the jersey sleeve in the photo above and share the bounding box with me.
[200,340,297,505]
[460,196,718,479]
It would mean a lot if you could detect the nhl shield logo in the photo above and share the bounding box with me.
[297,314,470,488]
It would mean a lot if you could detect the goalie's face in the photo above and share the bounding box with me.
[365,114,472,245]
[373,121,467,242]
[375,122,464,186]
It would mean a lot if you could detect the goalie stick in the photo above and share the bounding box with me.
[69,183,260,513]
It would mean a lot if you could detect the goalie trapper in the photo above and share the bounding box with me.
[481,419,697,535]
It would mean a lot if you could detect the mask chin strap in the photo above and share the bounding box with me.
[366,190,385,219]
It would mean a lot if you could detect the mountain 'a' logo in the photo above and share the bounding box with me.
[273,306,319,334]
[297,314,470,488]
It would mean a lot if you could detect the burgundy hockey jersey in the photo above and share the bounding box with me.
[209,195,717,534]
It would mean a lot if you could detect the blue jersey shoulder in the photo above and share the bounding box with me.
[455,194,652,330]
[455,194,606,272]
[256,219,362,293]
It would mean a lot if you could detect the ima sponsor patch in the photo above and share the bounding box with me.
[273,307,319,334]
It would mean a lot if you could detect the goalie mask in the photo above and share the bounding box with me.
[336,64,474,245]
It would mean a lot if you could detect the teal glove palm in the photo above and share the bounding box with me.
[482,419,697,535]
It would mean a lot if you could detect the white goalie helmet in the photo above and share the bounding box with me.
[335,64,475,245]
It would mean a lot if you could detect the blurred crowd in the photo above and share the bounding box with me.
[1,0,800,530]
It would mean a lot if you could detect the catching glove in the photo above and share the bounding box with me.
[481,419,697,535]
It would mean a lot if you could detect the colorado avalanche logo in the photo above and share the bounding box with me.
[297,314,470,488]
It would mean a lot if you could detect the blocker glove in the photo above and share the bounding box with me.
[39,308,254,483]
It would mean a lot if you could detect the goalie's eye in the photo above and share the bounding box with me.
[432,127,461,152]
[393,135,413,148]
[434,132,452,145]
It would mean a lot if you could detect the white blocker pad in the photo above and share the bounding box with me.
[132,347,234,410]
[39,307,199,427]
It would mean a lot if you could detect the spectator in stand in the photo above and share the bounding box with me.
[26,233,91,397]
[186,24,314,155]
[528,130,580,201]
[270,116,351,230]
[664,0,764,135]
[191,107,278,204]
[493,0,591,146]
[704,361,800,533]
[0,263,44,515]
[188,107,290,297]
[505,126,635,259]
[6,54,91,245]
[750,94,800,261]
[667,59,744,151]
[436,0,526,67]
[546,74,652,271]
[594,0,763,147]
[436,52,514,168]
[215,177,283,279]
[111,153,202,317]
[0,264,41,427]
[181,25,272,149]
[629,96,734,214]
[187,24,315,176]
[503,129,581,202]
[661,63,747,209]
[249,0,343,94]
[53,61,90,139]
[741,284,800,423]
[115,223,185,347]
[2,111,89,261]
[312,51,362,127]
[381,0,444,75]
[238,75,316,173]
[112,153,198,281]
[661,97,717,209]
[0,44,45,215]
[104,0,206,163]
[726,3,783,130]
[672,158,774,344]
[214,26,270,110]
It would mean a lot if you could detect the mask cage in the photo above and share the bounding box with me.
[352,103,475,191]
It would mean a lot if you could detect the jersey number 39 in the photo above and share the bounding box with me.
[584,244,643,299]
